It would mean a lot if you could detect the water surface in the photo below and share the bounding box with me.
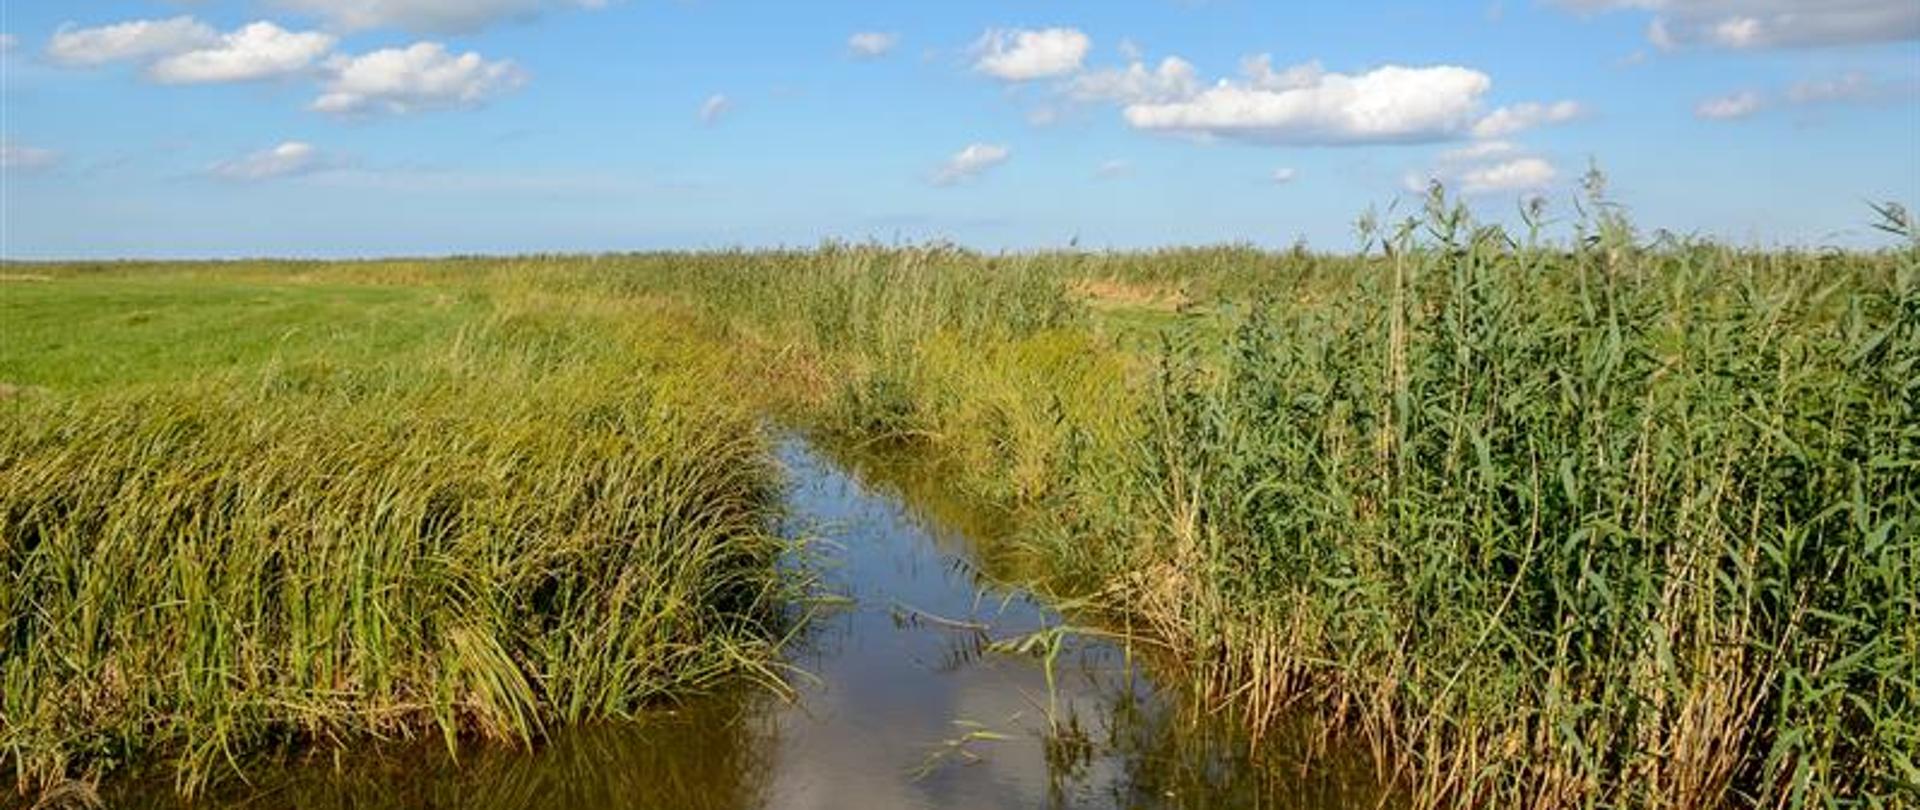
[106,438,1384,809]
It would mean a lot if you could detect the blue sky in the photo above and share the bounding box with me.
[3,0,1916,258]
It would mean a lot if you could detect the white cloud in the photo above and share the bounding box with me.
[46,17,218,67]
[148,22,335,84]
[0,142,58,171]
[1095,159,1131,178]
[933,143,1010,185]
[1457,157,1556,193]
[1471,100,1584,138]
[1,34,17,54]
[1781,71,1917,106]
[848,31,898,58]
[1067,56,1200,104]
[1239,55,1329,91]
[312,42,525,115]
[1696,90,1762,119]
[1648,17,1678,49]
[273,0,606,34]
[972,28,1090,81]
[1026,105,1062,126]
[1560,1,1919,49]
[45,17,334,84]
[209,141,325,180]
[1786,72,1874,104]
[1709,16,1766,47]
[1685,74,1909,122]
[1683,73,1912,122]
[1442,139,1520,161]
[1410,143,1558,194]
[699,93,731,124]
[1122,63,1495,145]
[1270,167,1297,184]
[1062,54,1574,148]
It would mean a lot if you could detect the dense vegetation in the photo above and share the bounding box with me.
[1130,201,1919,808]
[0,281,794,797]
[3,187,1913,807]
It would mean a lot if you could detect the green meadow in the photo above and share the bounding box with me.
[3,192,1915,808]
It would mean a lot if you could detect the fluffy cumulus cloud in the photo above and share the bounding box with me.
[1055,52,1581,147]
[46,17,331,84]
[847,31,898,58]
[973,28,1090,81]
[1068,56,1200,104]
[699,93,731,124]
[1457,157,1557,193]
[46,17,219,67]
[1122,61,1495,145]
[273,0,606,34]
[1,142,59,171]
[1409,140,1559,194]
[149,22,335,84]
[1472,100,1584,138]
[1238,55,1335,92]
[1695,90,1762,119]
[312,42,525,115]
[1561,0,1919,49]
[933,143,1010,185]
[209,141,326,180]
[43,15,527,118]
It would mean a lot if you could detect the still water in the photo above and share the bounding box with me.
[106,439,1386,809]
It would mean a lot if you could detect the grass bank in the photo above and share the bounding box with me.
[1,273,794,797]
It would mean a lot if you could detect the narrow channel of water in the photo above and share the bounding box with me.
[104,438,1386,809]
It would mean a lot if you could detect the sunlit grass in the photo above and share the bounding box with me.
[3,190,1912,808]
[611,192,1914,809]
[1,281,794,798]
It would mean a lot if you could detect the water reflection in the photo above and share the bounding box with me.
[104,700,774,810]
[103,438,1392,810]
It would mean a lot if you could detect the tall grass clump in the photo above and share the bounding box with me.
[1133,186,1918,807]
[0,302,793,798]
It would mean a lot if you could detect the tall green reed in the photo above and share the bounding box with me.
[1138,185,1916,807]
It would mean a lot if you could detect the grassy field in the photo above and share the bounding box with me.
[3,191,1914,808]
[0,269,797,797]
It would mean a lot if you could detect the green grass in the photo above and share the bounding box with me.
[1,273,795,798]
[3,192,1913,809]
[0,277,481,392]
[581,194,1912,809]
[1127,208,1919,808]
